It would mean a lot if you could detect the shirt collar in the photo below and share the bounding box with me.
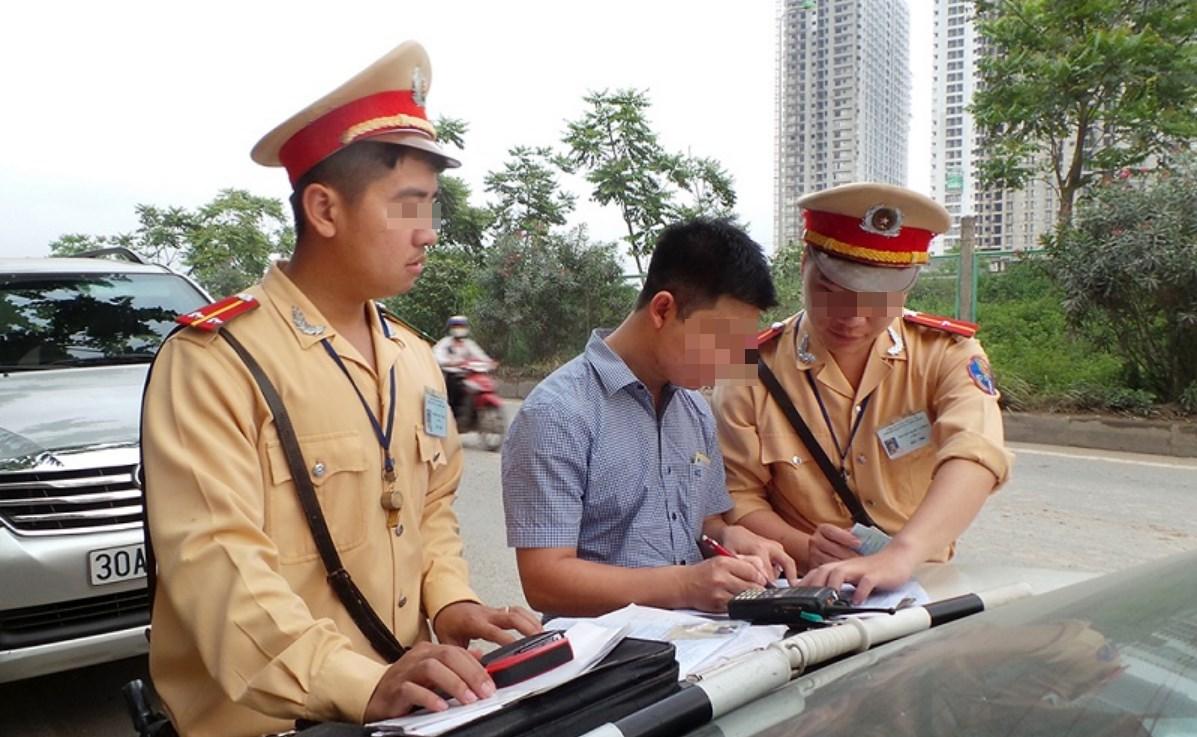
[585,329,641,397]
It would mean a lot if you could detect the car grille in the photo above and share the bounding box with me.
[0,464,142,535]
[0,589,149,649]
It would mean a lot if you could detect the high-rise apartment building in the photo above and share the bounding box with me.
[775,0,911,250]
[931,0,1058,253]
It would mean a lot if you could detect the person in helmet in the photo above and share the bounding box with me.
[434,316,493,417]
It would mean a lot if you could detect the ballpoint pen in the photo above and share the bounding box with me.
[700,534,776,588]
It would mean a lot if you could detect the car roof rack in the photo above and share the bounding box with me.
[74,247,148,264]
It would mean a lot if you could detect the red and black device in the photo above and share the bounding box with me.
[480,630,574,688]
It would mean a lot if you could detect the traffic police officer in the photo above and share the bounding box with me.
[711,183,1013,604]
[141,42,539,737]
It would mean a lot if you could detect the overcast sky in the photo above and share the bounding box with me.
[1,0,931,259]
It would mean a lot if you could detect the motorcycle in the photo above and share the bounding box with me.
[449,360,506,451]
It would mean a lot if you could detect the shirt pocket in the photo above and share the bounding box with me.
[416,425,448,469]
[758,432,837,528]
[266,430,368,564]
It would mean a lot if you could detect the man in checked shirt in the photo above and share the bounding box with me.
[501,219,798,617]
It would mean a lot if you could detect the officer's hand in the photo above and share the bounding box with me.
[363,641,495,721]
[799,545,918,605]
[807,523,862,569]
[433,601,542,648]
[719,525,799,586]
[683,556,770,613]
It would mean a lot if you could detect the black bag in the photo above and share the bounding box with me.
[290,638,680,737]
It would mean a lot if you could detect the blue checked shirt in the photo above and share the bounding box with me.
[502,330,733,568]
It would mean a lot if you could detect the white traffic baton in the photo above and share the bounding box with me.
[580,584,1032,737]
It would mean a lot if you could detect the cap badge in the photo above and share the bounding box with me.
[861,204,903,238]
[411,66,428,108]
[291,306,326,336]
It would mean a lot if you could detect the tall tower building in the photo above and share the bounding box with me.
[931,1,1060,253]
[775,0,911,251]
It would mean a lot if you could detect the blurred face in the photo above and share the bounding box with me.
[802,256,906,353]
[655,294,762,389]
[337,153,440,298]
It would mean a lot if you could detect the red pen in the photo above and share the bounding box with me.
[700,535,776,588]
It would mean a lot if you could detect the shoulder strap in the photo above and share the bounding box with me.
[756,359,879,529]
[219,331,406,663]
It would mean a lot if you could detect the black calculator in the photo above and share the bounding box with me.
[727,586,842,624]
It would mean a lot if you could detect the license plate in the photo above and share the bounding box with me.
[88,543,147,586]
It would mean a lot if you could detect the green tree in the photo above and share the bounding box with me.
[50,205,197,270]
[561,89,737,276]
[436,175,492,264]
[185,189,294,296]
[484,146,576,240]
[971,0,1197,225]
[384,244,480,339]
[47,190,293,297]
[431,116,492,266]
[765,241,805,325]
[474,227,635,364]
[1046,153,1197,402]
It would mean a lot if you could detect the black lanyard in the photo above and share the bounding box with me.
[796,314,873,476]
[805,371,872,474]
[320,314,397,482]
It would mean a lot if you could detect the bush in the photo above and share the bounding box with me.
[1047,154,1197,403]
[1180,382,1197,415]
[385,244,481,339]
[473,227,635,365]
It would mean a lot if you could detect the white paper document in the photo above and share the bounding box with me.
[369,621,627,736]
[552,604,788,679]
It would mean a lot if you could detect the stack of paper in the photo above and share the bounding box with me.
[552,605,788,679]
[368,621,627,736]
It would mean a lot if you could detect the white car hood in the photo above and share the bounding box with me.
[0,364,149,470]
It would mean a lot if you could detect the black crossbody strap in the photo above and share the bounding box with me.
[220,331,406,663]
[757,359,879,529]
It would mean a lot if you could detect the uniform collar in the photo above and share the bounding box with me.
[791,312,906,401]
[262,263,337,350]
[262,262,400,353]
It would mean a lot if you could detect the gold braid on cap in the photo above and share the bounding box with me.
[342,114,438,145]
[805,230,930,265]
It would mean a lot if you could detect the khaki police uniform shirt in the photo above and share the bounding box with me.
[712,312,1012,562]
[142,265,479,737]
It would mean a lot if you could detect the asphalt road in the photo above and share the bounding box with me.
[4,426,1195,736]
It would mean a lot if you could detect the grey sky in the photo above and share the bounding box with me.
[1,0,931,259]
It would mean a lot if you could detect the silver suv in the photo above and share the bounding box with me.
[0,251,208,682]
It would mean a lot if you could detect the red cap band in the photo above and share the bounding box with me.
[803,210,933,266]
[278,90,434,185]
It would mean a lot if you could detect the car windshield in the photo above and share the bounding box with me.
[714,556,1197,737]
[0,272,206,370]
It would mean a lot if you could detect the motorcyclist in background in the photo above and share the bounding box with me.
[434,315,493,419]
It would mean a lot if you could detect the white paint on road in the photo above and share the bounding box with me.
[1011,443,1197,472]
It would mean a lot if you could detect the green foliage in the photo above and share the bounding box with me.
[48,190,291,296]
[473,227,635,365]
[561,89,737,276]
[1180,382,1197,415]
[1046,154,1197,403]
[971,0,1197,224]
[50,204,197,271]
[383,244,481,339]
[185,189,294,297]
[437,175,492,264]
[765,242,804,324]
[484,146,576,239]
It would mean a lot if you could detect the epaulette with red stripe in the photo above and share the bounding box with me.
[903,310,978,338]
[176,293,259,332]
[755,321,786,346]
